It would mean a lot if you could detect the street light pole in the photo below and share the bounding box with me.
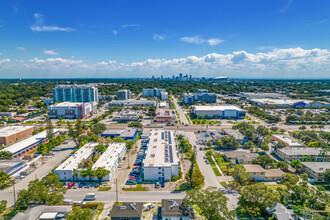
[12,183,16,204]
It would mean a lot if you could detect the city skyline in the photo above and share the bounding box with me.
[0,0,330,78]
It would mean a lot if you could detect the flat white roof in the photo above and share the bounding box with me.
[272,134,305,147]
[55,143,97,171]
[251,98,321,105]
[92,142,126,170]
[1,129,59,155]
[50,102,86,107]
[39,212,58,219]
[302,162,330,173]
[0,126,34,138]
[144,130,179,167]
[193,105,245,111]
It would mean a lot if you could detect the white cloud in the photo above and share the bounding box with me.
[121,24,141,28]
[1,47,329,79]
[153,34,166,41]
[30,13,75,32]
[112,30,118,36]
[0,52,2,56]
[43,50,58,55]
[17,47,26,51]
[181,36,223,46]
[207,38,223,46]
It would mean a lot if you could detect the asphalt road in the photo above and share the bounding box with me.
[172,96,190,125]
[1,141,76,207]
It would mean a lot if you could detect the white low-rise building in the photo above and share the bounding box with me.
[54,143,96,181]
[275,147,330,162]
[47,102,97,119]
[192,105,246,119]
[54,142,126,182]
[143,130,180,181]
[92,142,126,181]
[109,99,156,106]
[271,134,305,148]
[250,98,330,109]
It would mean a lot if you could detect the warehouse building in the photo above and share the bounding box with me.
[47,102,97,119]
[101,128,139,141]
[109,99,156,106]
[0,129,60,158]
[271,134,305,148]
[274,147,330,162]
[0,126,34,146]
[155,109,177,123]
[302,162,330,183]
[192,105,246,119]
[238,92,285,99]
[112,110,143,123]
[92,142,126,181]
[116,89,130,100]
[52,84,99,103]
[143,130,180,181]
[250,98,330,109]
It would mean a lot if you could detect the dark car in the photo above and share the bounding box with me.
[161,181,165,188]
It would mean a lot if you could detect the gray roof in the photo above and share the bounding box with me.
[110,202,143,218]
[161,199,194,218]
[302,162,330,174]
[12,205,72,220]
[267,203,295,220]
[0,160,23,173]
[278,147,323,156]
[224,150,258,161]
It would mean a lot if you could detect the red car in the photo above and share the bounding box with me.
[67,182,75,189]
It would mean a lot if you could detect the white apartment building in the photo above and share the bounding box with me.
[143,130,180,181]
[116,89,130,100]
[161,91,169,100]
[192,105,246,119]
[52,84,99,103]
[275,147,330,162]
[271,134,305,148]
[142,88,166,98]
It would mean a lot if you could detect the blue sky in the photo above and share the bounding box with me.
[0,0,330,78]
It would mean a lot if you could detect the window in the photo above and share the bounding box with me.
[158,172,161,174]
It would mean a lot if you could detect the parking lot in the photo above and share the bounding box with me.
[194,130,226,146]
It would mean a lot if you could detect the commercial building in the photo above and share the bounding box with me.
[0,129,60,158]
[238,92,285,99]
[222,128,248,145]
[0,160,24,175]
[109,99,156,106]
[271,134,305,148]
[0,126,34,145]
[47,102,97,119]
[302,162,330,183]
[113,110,143,123]
[54,142,126,181]
[52,84,99,103]
[116,89,130,100]
[223,151,258,164]
[160,199,195,220]
[155,109,177,123]
[92,142,126,181]
[54,143,96,181]
[243,164,284,182]
[109,202,143,220]
[192,105,246,119]
[143,130,180,181]
[182,89,217,105]
[142,88,166,99]
[274,147,330,162]
[101,128,139,141]
[250,98,330,109]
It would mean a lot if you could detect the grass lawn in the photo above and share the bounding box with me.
[98,186,112,191]
[267,184,286,190]
[220,181,228,188]
[122,184,148,191]
[86,202,104,219]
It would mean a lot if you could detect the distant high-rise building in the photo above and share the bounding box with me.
[182,89,216,104]
[189,75,192,80]
[179,73,183,79]
[52,84,99,103]
[116,89,130,100]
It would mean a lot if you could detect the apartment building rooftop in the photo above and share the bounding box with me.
[92,142,126,170]
[278,147,322,156]
[272,134,305,147]
[302,162,330,174]
[144,130,179,167]
[192,105,245,111]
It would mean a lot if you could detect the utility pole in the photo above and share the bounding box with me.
[127,150,130,168]
[115,178,118,204]
[12,183,16,204]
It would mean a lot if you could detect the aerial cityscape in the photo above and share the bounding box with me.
[0,0,329,220]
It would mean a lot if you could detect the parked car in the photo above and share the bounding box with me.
[79,182,85,188]
[84,193,96,201]
[20,171,28,176]
[155,182,160,188]
[199,147,203,151]
[161,181,165,188]
[73,183,78,189]
[67,182,75,189]
[205,160,210,165]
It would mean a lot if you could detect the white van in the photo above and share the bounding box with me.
[84,193,96,201]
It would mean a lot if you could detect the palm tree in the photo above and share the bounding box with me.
[72,169,79,181]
